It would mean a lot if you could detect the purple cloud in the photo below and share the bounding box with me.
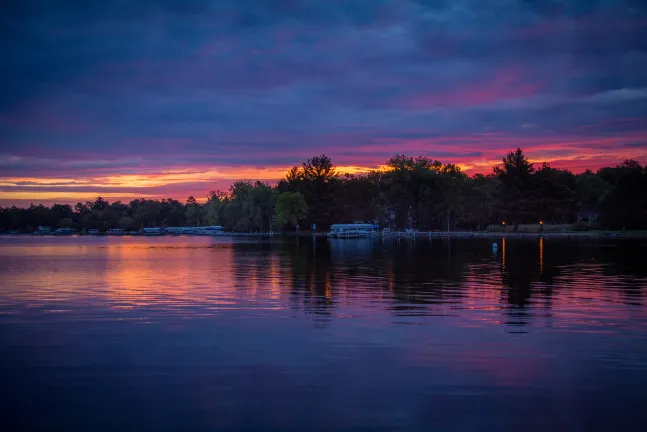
[1,0,646,205]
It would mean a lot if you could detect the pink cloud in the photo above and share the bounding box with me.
[399,67,544,109]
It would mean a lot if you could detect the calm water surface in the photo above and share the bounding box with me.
[1,236,646,431]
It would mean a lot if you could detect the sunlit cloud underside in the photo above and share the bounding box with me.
[1,0,646,205]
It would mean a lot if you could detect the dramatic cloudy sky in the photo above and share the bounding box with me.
[1,0,646,205]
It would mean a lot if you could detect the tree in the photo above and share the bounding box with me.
[160,198,186,226]
[336,173,382,224]
[184,196,204,226]
[381,155,468,230]
[2,150,645,234]
[435,163,468,231]
[51,204,74,224]
[58,218,75,229]
[494,148,536,228]
[575,171,611,214]
[598,160,647,229]
[293,154,339,229]
[247,182,277,231]
[224,181,254,231]
[274,192,308,231]
[129,199,162,228]
[494,148,535,180]
[534,163,576,223]
[74,202,90,215]
[93,197,109,212]
[204,191,227,226]
[383,155,437,229]
[143,200,162,227]
[462,174,500,230]
[186,196,198,206]
[301,154,336,180]
[118,216,135,230]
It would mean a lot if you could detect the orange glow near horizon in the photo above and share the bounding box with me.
[0,164,392,205]
[0,191,157,200]
[1,150,645,206]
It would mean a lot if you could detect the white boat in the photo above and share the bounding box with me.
[165,226,201,235]
[328,223,377,238]
[53,228,76,235]
[34,226,52,235]
[141,227,162,235]
[202,226,224,236]
[165,226,224,236]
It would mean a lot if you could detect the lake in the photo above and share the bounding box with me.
[1,236,646,431]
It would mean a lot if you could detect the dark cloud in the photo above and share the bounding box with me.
[1,0,646,203]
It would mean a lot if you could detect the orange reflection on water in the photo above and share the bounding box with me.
[104,241,241,310]
[0,239,293,314]
[268,254,283,300]
[325,273,333,301]
[2,237,646,331]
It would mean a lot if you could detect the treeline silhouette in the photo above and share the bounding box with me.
[1,148,646,233]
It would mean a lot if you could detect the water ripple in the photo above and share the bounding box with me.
[2,236,647,430]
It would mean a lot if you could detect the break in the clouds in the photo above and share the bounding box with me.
[1,0,647,205]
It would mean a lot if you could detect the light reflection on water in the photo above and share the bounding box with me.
[1,236,646,431]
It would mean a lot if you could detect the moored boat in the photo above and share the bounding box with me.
[328,223,377,238]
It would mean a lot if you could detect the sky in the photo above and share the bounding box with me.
[1,0,647,206]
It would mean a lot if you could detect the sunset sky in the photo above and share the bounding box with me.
[2,0,646,206]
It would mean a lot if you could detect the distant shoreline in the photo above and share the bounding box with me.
[3,230,647,239]
[380,231,647,239]
[287,230,647,238]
